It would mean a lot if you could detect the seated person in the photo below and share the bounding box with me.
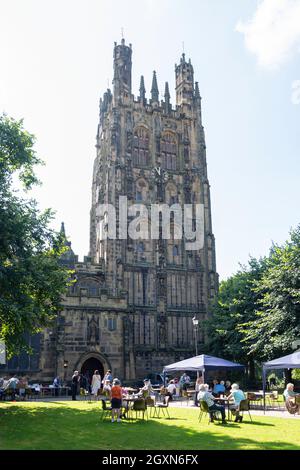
[166,380,177,400]
[283,383,300,413]
[179,372,191,392]
[227,383,246,422]
[212,380,225,397]
[198,384,227,423]
[138,379,154,398]
[225,380,231,394]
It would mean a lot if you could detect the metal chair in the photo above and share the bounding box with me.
[100,399,112,421]
[153,395,170,419]
[246,392,262,409]
[198,400,222,424]
[238,399,252,422]
[145,396,156,418]
[132,398,148,420]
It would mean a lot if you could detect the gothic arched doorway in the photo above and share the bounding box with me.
[80,357,104,383]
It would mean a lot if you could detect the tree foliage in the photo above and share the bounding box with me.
[0,114,72,357]
[241,226,300,360]
[205,257,267,377]
[207,226,300,373]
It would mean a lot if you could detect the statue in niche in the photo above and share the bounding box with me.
[88,316,99,344]
[159,321,167,346]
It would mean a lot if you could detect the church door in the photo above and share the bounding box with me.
[81,357,104,383]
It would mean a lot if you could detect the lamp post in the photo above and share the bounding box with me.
[192,317,199,356]
[192,317,199,379]
[63,360,69,386]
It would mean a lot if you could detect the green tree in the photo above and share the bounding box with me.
[241,226,300,360]
[205,257,267,380]
[0,114,72,357]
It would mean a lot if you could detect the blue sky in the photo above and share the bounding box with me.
[1,0,300,279]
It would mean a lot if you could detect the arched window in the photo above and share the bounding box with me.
[161,132,177,170]
[133,127,149,166]
[173,245,179,257]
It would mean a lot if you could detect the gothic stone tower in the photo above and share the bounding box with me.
[89,39,218,379]
[1,40,218,383]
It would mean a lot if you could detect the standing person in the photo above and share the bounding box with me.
[198,383,227,424]
[91,370,101,400]
[166,380,177,400]
[110,378,122,423]
[102,370,113,385]
[227,383,246,422]
[194,376,204,406]
[71,371,79,401]
[103,379,112,397]
[53,376,61,397]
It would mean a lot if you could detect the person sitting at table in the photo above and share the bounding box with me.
[225,380,231,394]
[227,383,246,422]
[212,379,225,397]
[166,380,177,400]
[138,379,154,398]
[198,384,227,424]
[179,372,191,393]
[110,378,122,423]
[283,383,300,413]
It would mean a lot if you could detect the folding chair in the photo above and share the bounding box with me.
[132,399,148,420]
[198,400,221,424]
[145,396,156,418]
[239,399,252,422]
[100,399,112,421]
[153,396,170,419]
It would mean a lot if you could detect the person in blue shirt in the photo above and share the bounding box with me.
[213,380,225,396]
[228,383,246,422]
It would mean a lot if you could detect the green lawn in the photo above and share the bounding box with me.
[0,401,299,450]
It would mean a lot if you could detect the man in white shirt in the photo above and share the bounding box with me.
[198,383,227,423]
[166,380,177,400]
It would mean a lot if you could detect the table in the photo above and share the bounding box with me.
[215,397,233,421]
[122,396,148,419]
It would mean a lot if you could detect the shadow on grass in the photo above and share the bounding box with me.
[0,403,299,451]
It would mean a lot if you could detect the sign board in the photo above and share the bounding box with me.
[0,341,6,365]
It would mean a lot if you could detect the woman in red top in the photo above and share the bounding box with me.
[110,378,122,422]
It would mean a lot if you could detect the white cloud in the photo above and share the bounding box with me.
[236,0,300,68]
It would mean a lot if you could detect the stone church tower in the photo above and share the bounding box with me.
[86,39,218,380]
[1,40,218,383]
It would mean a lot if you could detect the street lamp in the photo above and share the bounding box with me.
[192,317,199,379]
[192,317,199,356]
[63,360,69,386]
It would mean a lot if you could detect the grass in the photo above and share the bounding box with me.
[0,401,299,450]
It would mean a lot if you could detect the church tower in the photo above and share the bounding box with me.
[89,39,218,378]
[3,40,218,383]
